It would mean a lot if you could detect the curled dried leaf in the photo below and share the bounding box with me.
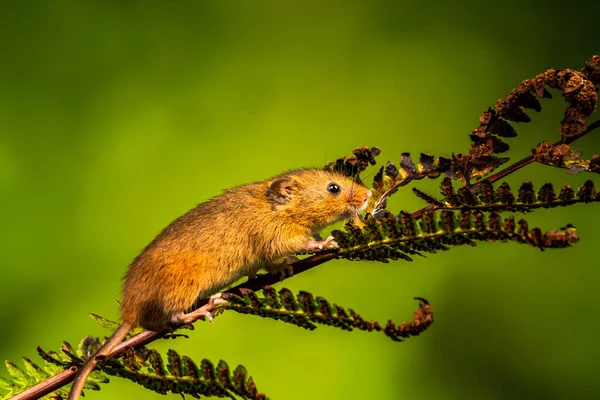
[469,55,598,162]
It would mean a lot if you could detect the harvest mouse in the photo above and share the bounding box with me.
[68,168,371,400]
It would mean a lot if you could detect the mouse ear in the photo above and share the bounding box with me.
[266,178,297,204]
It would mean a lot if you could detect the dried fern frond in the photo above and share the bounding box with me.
[323,146,381,182]
[366,153,509,216]
[471,55,599,155]
[223,287,433,342]
[331,210,578,263]
[412,177,600,213]
[452,55,600,187]
[95,348,267,400]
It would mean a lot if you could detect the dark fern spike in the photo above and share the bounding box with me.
[227,287,316,330]
[478,180,497,204]
[330,209,579,263]
[223,288,434,342]
[323,146,381,182]
[577,179,596,201]
[419,177,600,213]
[518,181,535,204]
[458,186,479,206]
[96,349,268,400]
[497,182,515,205]
[533,141,600,175]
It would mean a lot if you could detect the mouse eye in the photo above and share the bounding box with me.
[327,182,341,195]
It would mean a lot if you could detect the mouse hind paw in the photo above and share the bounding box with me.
[173,293,228,325]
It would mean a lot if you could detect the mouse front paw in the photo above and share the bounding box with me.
[306,236,338,252]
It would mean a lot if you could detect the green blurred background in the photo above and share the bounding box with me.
[1,1,599,399]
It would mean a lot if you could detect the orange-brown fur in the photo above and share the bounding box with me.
[121,169,371,332]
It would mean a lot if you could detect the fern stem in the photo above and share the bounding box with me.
[10,366,77,400]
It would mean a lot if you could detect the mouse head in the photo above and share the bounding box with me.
[266,169,371,230]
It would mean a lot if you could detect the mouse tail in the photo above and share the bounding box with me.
[67,322,132,400]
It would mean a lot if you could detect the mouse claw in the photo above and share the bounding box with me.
[176,293,228,325]
[322,236,338,249]
[209,292,228,305]
[204,311,216,323]
[307,236,338,252]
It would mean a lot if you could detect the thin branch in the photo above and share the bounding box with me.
[583,119,600,138]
